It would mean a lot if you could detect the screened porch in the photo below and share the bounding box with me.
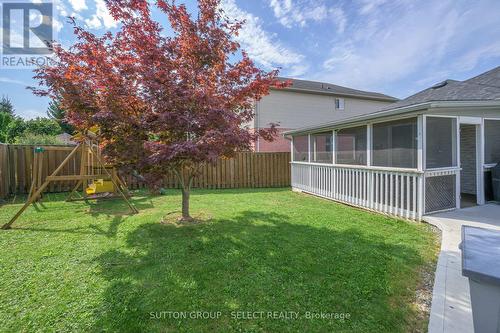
[289,115,500,220]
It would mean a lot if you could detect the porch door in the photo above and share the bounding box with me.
[459,124,479,207]
[458,117,483,207]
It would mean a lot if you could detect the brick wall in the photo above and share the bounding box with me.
[257,128,292,152]
[460,125,477,195]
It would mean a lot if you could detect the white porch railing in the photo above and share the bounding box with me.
[291,162,424,220]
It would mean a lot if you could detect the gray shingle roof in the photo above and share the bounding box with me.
[277,77,398,102]
[464,66,500,87]
[381,66,500,111]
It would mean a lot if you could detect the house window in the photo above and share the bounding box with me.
[310,132,333,163]
[373,118,418,168]
[336,126,367,165]
[426,117,457,169]
[292,135,309,162]
[335,98,345,110]
[485,119,500,164]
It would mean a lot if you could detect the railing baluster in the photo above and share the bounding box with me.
[400,176,404,217]
[367,171,374,209]
[355,170,357,204]
[344,169,348,202]
[343,169,346,201]
[354,170,358,205]
[389,173,394,214]
[395,174,399,217]
[358,171,362,206]
[406,175,411,219]
[384,173,388,213]
[349,169,352,204]
[333,169,336,199]
[365,171,369,207]
[352,170,356,204]
[348,169,351,203]
[412,175,417,220]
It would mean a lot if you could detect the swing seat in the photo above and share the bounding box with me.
[86,179,115,195]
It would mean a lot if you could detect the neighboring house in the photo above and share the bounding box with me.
[253,78,398,152]
[284,66,500,220]
[56,133,76,145]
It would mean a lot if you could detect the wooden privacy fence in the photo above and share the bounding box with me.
[0,144,291,198]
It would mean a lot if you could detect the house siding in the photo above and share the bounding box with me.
[256,90,393,129]
[254,90,393,151]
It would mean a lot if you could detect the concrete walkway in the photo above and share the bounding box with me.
[424,204,500,333]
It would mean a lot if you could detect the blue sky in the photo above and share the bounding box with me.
[2,0,500,118]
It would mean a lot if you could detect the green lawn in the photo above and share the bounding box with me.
[0,188,438,332]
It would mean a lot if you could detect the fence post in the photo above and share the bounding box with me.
[0,144,11,199]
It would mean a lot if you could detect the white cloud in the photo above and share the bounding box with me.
[288,63,310,77]
[317,0,500,95]
[0,26,24,49]
[85,14,102,29]
[84,0,118,29]
[220,0,306,74]
[56,1,69,17]
[454,43,500,72]
[358,0,389,15]
[18,108,47,119]
[68,0,88,12]
[0,77,29,86]
[95,0,117,28]
[268,0,346,33]
[53,18,63,32]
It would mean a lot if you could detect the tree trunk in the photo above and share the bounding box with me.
[181,186,191,221]
[174,166,196,222]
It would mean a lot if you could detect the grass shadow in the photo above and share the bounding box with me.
[8,193,155,238]
[91,210,425,332]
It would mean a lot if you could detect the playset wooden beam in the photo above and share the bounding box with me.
[45,175,113,181]
[2,140,138,230]
[2,145,80,230]
[65,180,83,202]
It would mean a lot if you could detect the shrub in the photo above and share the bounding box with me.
[14,133,64,145]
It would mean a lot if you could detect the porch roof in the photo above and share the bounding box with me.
[283,100,500,136]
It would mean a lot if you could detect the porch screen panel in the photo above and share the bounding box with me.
[485,120,500,164]
[336,126,367,165]
[426,117,457,169]
[373,118,417,168]
[310,132,333,163]
[293,135,309,162]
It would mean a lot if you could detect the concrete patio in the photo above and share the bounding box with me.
[424,204,500,333]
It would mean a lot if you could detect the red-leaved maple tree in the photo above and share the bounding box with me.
[33,0,286,221]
